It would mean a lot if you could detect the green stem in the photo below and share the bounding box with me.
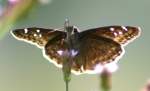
[62,56,72,91]
[100,70,112,91]
[62,22,74,91]
[65,79,69,91]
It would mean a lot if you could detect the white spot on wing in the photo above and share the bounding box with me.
[24,28,28,34]
[114,32,118,36]
[121,26,128,31]
[37,29,40,33]
[34,34,37,37]
[39,34,42,37]
[119,31,123,35]
[110,27,114,31]
[57,50,64,56]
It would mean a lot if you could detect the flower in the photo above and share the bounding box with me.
[0,5,4,17]
[57,49,78,57]
[141,79,150,91]
[8,0,20,4]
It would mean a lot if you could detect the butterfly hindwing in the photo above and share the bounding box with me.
[81,26,141,46]
[11,27,66,48]
[44,33,67,68]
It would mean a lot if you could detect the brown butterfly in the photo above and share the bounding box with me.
[11,21,141,75]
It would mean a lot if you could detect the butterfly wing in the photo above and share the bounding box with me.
[70,26,141,74]
[44,33,67,68]
[80,26,141,46]
[11,27,66,48]
[70,34,124,74]
[44,33,124,74]
[42,26,141,74]
[11,26,141,75]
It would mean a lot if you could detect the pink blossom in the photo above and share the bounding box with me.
[8,0,20,4]
[142,80,150,91]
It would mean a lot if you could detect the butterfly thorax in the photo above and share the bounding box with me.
[64,19,79,43]
[65,26,79,55]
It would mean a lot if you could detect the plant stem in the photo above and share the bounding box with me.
[100,69,112,91]
[65,79,69,91]
[62,55,72,91]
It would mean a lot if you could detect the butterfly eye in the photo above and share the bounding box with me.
[73,28,78,33]
[71,27,79,35]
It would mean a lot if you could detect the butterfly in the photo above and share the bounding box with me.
[11,21,141,75]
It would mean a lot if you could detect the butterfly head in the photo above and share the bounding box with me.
[64,19,79,36]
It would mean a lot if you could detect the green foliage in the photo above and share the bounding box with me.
[0,0,38,39]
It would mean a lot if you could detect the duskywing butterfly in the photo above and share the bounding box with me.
[11,21,141,75]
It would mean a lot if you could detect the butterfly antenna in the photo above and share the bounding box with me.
[64,18,71,41]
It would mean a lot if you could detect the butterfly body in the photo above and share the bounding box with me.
[11,22,141,75]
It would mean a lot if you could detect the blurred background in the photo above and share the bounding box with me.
[0,0,149,91]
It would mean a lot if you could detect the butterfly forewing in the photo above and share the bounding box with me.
[11,27,66,48]
[81,26,141,46]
